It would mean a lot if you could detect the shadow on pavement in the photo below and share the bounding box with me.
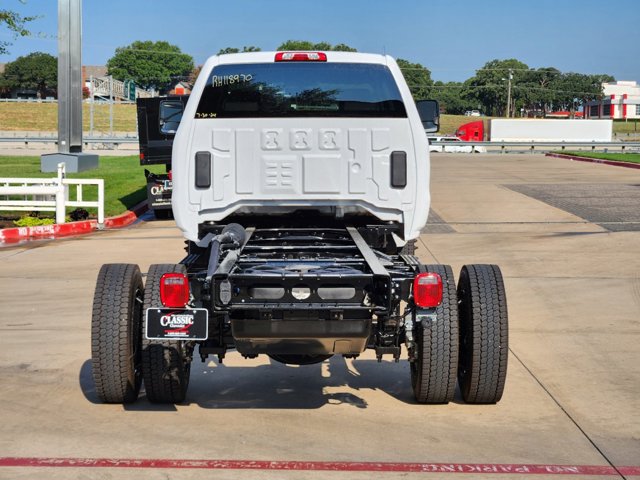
[79,359,100,405]
[80,354,465,409]
[79,359,178,411]
[186,355,423,409]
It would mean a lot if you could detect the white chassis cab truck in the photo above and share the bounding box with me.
[91,51,508,405]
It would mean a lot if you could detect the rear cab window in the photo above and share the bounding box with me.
[195,62,407,119]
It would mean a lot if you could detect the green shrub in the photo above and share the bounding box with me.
[13,216,56,227]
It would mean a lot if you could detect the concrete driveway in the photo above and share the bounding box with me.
[0,154,638,479]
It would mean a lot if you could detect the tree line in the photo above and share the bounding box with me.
[432,59,614,116]
[0,36,614,115]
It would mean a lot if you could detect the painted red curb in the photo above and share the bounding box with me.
[0,219,97,243]
[546,152,640,170]
[0,458,638,476]
[103,201,148,229]
[0,201,148,244]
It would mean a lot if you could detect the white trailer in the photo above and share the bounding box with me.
[490,119,612,142]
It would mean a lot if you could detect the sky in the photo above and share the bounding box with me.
[1,0,639,83]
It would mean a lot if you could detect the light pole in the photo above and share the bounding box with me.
[506,69,513,118]
[41,0,98,172]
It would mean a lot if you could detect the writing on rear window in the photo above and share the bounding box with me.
[212,74,253,87]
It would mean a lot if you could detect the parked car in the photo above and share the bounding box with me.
[428,136,486,153]
[464,110,482,116]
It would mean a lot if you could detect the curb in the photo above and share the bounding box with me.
[0,201,149,244]
[104,201,149,229]
[545,152,640,170]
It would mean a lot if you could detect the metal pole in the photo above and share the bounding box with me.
[42,0,97,173]
[506,69,513,118]
[57,0,83,153]
[57,0,70,154]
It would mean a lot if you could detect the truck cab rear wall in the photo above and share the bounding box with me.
[172,52,431,243]
[172,117,426,240]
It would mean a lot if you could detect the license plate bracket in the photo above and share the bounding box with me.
[145,308,208,340]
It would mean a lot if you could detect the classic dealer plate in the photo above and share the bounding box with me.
[145,308,208,340]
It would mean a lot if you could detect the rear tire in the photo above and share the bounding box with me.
[410,264,458,404]
[91,264,144,403]
[141,264,191,404]
[457,264,508,404]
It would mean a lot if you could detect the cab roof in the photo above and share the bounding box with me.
[210,51,392,66]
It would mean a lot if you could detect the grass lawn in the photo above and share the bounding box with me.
[440,115,469,135]
[560,151,640,164]
[0,102,137,132]
[0,155,164,219]
[612,119,640,137]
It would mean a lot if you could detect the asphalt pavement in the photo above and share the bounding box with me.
[0,154,638,479]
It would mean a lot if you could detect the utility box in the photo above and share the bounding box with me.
[41,153,99,173]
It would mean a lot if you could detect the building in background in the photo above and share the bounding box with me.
[82,65,107,84]
[585,81,640,119]
[169,81,191,96]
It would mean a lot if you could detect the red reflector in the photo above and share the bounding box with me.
[275,51,327,62]
[413,272,443,308]
[168,170,172,181]
[139,153,145,160]
[160,273,190,308]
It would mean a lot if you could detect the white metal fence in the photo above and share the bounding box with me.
[0,163,104,226]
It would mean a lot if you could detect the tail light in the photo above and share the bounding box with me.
[275,52,327,62]
[160,273,190,308]
[413,272,443,308]
[168,170,172,181]
[139,153,145,161]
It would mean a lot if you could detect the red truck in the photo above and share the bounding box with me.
[455,120,485,142]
